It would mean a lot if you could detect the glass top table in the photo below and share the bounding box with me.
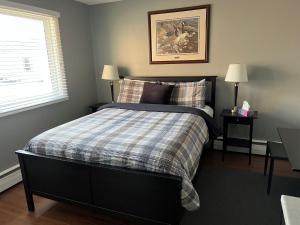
[278,128,300,171]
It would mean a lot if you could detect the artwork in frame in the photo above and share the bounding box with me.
[148,5,210,64]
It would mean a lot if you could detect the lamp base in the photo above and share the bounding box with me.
[109,81,114,103]
[231,106,238,113]
[231,82,239,113]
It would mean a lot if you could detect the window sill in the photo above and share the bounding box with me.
[0,97,69,119]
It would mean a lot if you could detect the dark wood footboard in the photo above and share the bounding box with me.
[16,150,183,225]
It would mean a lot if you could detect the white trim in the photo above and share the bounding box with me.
[0,164,22,193]
[0,164,19,177]
[214,138,267,155]
[0,97,68,118]
[0,0,60,17]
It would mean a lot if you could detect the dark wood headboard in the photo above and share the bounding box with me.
[124,76,217,112]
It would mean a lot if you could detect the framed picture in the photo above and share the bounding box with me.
[148,5,210,64]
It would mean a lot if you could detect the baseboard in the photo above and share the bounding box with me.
[0,164,22,193]
[214,137,268,156]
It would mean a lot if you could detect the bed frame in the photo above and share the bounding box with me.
[16,76,217,225]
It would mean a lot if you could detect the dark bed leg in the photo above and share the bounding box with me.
[211,139,215,151]
[18,155,35,211]
[172,208,184,225]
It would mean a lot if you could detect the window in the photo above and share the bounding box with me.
[0,1,68,117]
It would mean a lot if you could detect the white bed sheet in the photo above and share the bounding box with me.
[200,105,214,118]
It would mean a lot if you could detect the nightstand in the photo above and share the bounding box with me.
[89,102,109,113]
[221,109,258,164]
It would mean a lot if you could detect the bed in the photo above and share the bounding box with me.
[16,76,218,225]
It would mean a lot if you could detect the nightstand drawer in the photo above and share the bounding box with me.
[226,116,251,124]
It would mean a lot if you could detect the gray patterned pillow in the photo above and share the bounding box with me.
[163,79,206,109]
[117,79,145,103]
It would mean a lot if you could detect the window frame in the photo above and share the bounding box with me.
[0,0,68,118]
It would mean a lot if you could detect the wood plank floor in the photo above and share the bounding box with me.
[0,150,299,225]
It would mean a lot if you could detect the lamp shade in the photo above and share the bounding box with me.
[102,65,119,81]
[225,64,248,83]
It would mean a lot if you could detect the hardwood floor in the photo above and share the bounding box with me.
[0,150,299,225]
[0,184,134,225]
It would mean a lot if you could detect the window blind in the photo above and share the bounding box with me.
[0,3,68,117]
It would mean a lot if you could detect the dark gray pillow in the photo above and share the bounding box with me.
[140,82,173,104]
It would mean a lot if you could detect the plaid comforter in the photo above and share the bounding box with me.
[24,105,209,210]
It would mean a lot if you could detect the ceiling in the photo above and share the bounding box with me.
[74,0,122,5]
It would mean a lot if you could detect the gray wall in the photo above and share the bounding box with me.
[90,0,300,141]
[1,0,299,172]
[0,0,97,172]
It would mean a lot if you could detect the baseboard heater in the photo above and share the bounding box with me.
[214,137,269,156]
[0,164,22,193]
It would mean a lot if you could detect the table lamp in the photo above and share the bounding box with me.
[102,65,119,102]
[225,64,248,113]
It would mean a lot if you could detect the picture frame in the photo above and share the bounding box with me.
[148,5,210,64]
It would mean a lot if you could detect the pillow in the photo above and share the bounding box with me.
[117,78,159,103]
[117,79,145,103]
[140,83,173,104]
[163,79,206,109]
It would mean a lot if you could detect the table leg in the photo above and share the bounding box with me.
[267,158,274,194]
[264,143,269,176]
[222,119,228,161]
[249,119,253,165]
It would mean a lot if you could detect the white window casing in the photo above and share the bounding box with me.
[0,0,68,118]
